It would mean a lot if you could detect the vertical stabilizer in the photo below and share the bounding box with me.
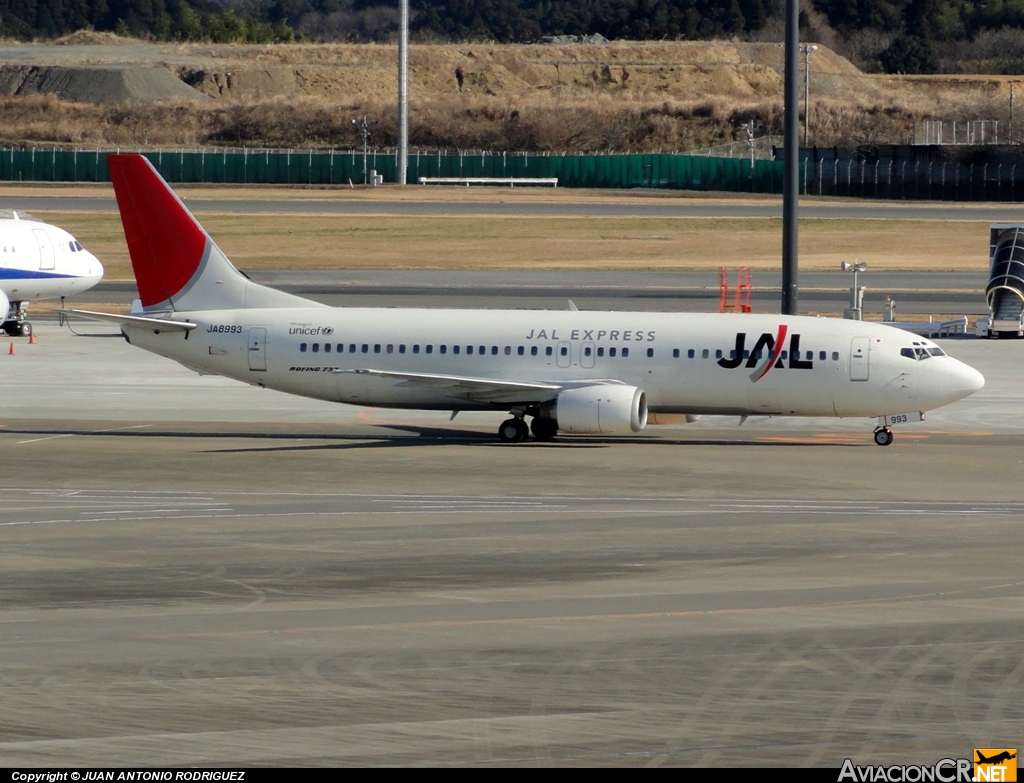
[107,154,320,313]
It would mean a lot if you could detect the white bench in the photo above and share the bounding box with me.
[418,177,558,187]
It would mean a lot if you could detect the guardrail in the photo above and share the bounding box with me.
[884,317,970,337]
[419,176,558,187]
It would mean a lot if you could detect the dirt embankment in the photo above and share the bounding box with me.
[0,39,1011,151]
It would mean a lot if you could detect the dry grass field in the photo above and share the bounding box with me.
[34,201,990,282]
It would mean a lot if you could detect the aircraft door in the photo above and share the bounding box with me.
[850,336,870,381]
[33,229,55,270]
[556,341,572,368]
[248,327,267,371]
[581,341,596,369]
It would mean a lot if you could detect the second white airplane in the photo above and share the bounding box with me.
[75,154,984,445]
[0,210,104,335]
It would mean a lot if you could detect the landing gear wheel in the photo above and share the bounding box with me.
[498,418,528,443]
[18,322,31,337]
[873,427,894,446]
[530,417,558,441]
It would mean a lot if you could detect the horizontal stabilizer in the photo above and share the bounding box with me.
[67,309,197,332]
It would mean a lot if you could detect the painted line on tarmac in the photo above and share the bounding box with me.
[16,423,151,444]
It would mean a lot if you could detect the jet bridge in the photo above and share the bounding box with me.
[985,224,1024,338]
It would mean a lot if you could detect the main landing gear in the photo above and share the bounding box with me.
[497,412,558,443]
[873,427,894,447]
[3,321,31,337]
[3,302,32,337]
[498,417,530,443]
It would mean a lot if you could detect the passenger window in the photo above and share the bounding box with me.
[440,345,447,354]
[504,346,511,355]
[702,349,709,359]
[324,343,331,353]
[453,345,460,355]
[743,350,750,360]
[337,344,344,353]
[517,346,524,355]
[386,344,394,354]
[426,345,433,354]
[349,344,356,353]
[832,352,839,361]
[622,347,629,357]
[361,344,369,353]
[312,343,319,353]
[373,344,381,353]
[531,346,538,356]
[647,347,654,358]
[609,347,617,357]
[597,347,605,357]
[480,346,486,355]
[673,348,680,358]
[780,350,788,359]
[399,345,406,354]
[584,346,592,357]
[545,346,553,357]
[688,349,695,359]
[559,346,568,356]
[729,350,736,359]
[300,343,307,352]
[819,351,826,361]
[466,345,473,355]
[413,345,420,354]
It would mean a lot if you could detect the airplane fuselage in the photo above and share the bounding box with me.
[125,308,981,420]
[0,217,104,302]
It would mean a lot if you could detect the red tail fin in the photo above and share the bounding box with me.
[108,154,207,308]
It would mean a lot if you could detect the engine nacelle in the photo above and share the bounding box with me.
[541,385,648,434]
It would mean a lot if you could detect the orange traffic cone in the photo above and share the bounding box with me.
[8,342,14,355]
[28,331,35,345]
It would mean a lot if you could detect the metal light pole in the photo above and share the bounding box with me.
[741,122,755,169]
[800,43,817,147]
[781,0,799,315]
[352,115,375,185]
[841,261,867,320]
[396,0,409,185]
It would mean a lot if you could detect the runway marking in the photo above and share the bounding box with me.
[16,424,151,444]
[126,578,1024,643]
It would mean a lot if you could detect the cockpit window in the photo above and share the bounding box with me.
[900,347,916,359]
[915,348,930,360]
[927,347,945,356]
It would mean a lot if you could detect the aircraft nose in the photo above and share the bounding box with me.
[950,359,985,398]
[84,252,104,281]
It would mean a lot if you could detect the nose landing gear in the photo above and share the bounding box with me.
[873,426,894,446]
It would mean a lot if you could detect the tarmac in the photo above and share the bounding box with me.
[1,322,1022,766]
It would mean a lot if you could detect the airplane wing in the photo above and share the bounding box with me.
[66,309,197,332]
[334,368,563,403]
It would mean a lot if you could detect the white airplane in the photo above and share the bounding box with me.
[0,210,104,336]
[73,154,984,446]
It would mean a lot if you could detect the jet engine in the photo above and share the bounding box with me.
[540,385,648,434]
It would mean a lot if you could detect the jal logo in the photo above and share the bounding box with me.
[717,326,813,382]
[975,750,1017,782]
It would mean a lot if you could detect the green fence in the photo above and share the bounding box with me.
[0,147,787,194]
